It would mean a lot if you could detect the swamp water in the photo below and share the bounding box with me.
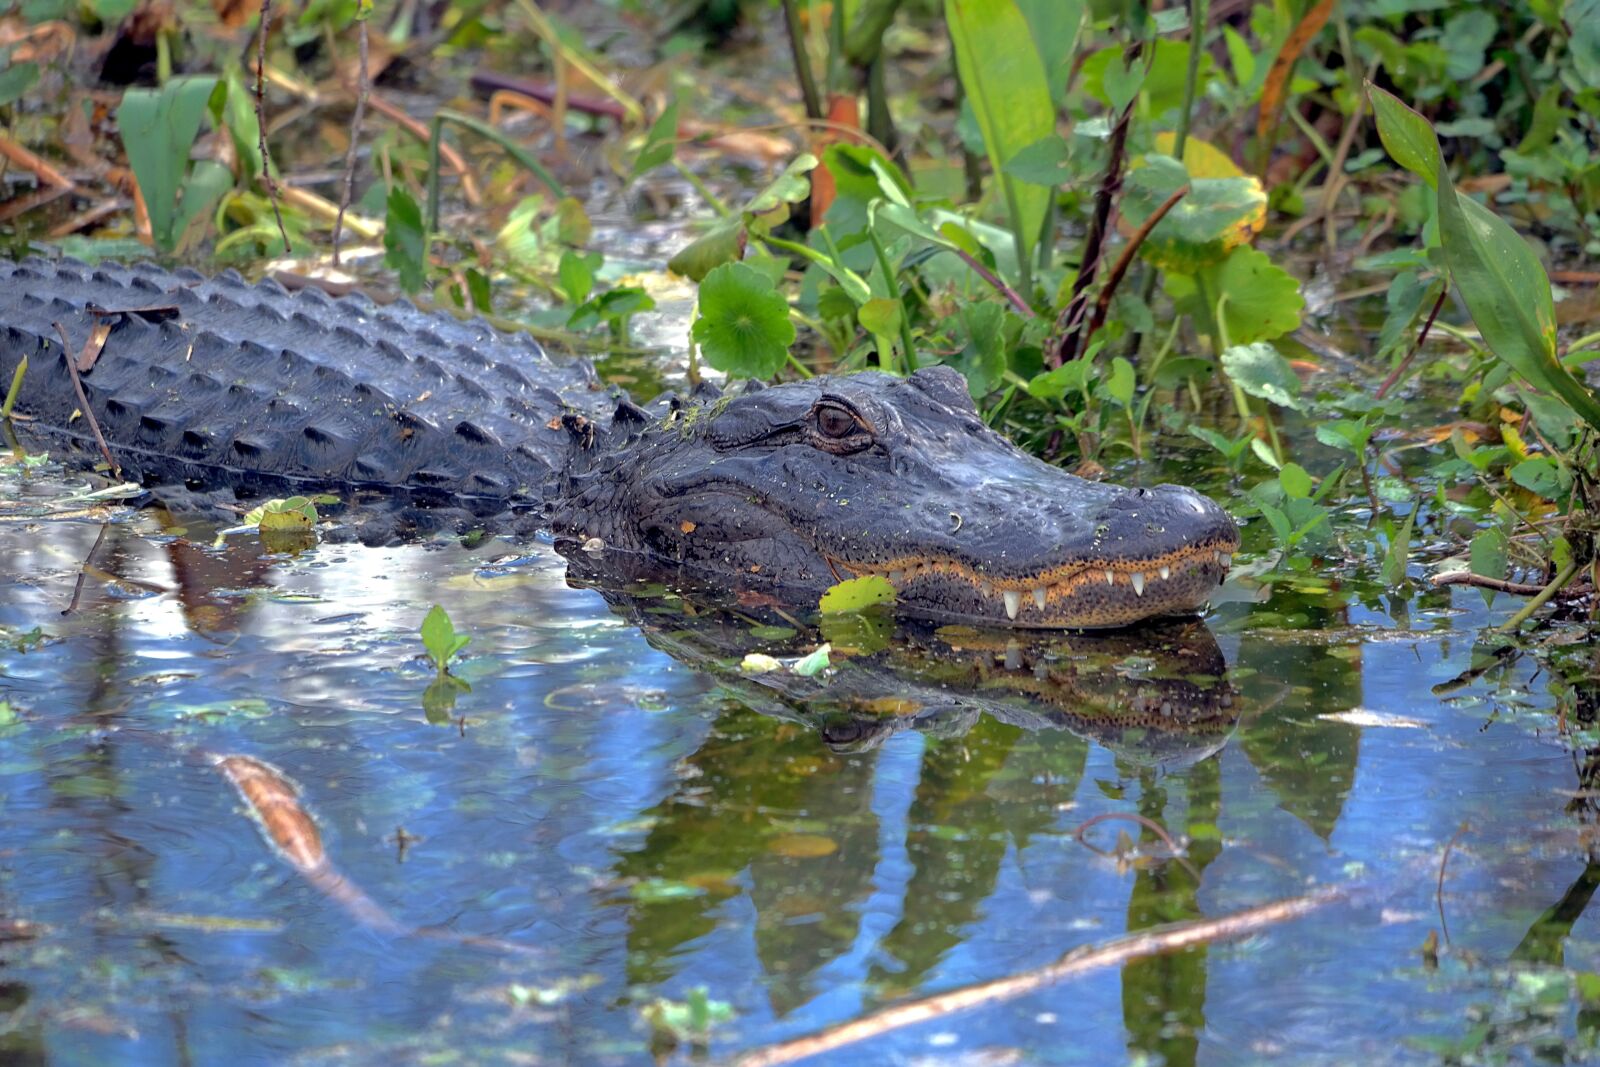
[2,447,1599,1067]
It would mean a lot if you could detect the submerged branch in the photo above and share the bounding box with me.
[731,884,1351,1067]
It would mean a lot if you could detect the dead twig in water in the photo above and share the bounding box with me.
[332,12,370,265]
[1437,822,1470,946]
[254,0,291,254]
[1430,571,1555,597]
[729,884,1350,1067]
[1074,809,1201,882]
[50,321,119,477]
[61,521,110,617]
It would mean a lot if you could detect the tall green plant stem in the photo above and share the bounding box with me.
[1,356,25,420]
[866,214,918,372]
[782,0,823,120]
[1172,0,1208,159]
[1498,559,1579,631]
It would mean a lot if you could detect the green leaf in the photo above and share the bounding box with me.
[1104,356,1135,406]
[1122,155,1267,273]
[115,76,222,252]
[1437,180,1600,432]
[175,160,233,242]
[1279,462,1312,499]
[1167,243,1304,347]
[858,297,903,347]
[1315,419,1373,454]
[1003,135,1073,187]
[819,575,897,614]
[1381,509,1416,587]
[420,604,468,674]
[792,644,832,677]
[1100,52,1145,114]
[945,0,1055,283]
[1367,82,1440,189]
[0,61,39,108]
[1510,456,1569,499]
[691,263,796,378]
[255,496,317,531]
[667,155,817,281]
[558,250,600,304]
[1221,341,1303,410]
[383,185,428,294]
[568,287,655,333]
[1569,0,1600,88]
[1016,0,1084,101]
[1469,527,1508,607]
[632,97,680,176]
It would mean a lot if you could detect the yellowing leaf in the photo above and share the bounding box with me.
[818,575,897,614]
[767,833,839,858]
[1152,133,1245,179]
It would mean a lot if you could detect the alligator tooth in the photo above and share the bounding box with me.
[1158,565,1170,581]
[1161,701,1173,717]
[1217,552,1233,568]
[1104,570,1116,586]
[1130,572,1146,597]
[1004,641,1022,670]
[1032,587,1048,610]
[889,569,904,585]
[979,580,994,597]
[1003,590,1022,620]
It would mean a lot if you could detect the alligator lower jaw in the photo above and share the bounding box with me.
[828,544,1235,629]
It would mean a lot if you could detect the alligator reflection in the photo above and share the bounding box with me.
[584,581,1241,1020]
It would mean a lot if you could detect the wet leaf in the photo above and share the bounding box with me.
[1122,155,1266,273]
[1470,528,1509,607]
[691,263,795,378]
[420,604,470,674]
[819,575,897,614]
[739,653,783,674]
[251,496,317,531]
[1221,342,1303,410]
[767,833,839,858]
[1567,0,1600,88]
[792,644,832,677]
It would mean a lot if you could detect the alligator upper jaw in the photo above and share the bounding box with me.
[828,539,1237,629]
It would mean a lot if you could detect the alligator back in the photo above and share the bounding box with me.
[0,258,610,507]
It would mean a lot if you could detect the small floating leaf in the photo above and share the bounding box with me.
[739,653,783,674]
[792,643,832,677]
[819,575,896,614]
[768,833,839,858]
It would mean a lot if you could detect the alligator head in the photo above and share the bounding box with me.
[548,366,1239,629]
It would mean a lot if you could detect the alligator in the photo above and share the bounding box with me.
[0,256,1239,629]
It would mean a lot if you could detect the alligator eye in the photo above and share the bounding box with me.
[806,398,874,454]
[816,404,859,439]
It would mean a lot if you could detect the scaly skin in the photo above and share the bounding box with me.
[0,257,1239,628]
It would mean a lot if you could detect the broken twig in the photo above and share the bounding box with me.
[50,321,119,476]
[731,884,1350,1067]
